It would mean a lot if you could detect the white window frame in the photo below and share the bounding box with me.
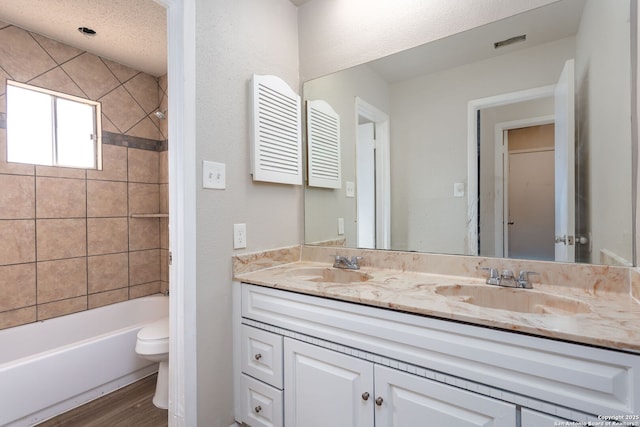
[6,80,102,170]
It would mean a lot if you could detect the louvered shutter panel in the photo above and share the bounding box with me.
[306,100,341,189]
[250,74,302,185]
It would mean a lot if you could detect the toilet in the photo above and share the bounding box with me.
[135,316,169,409]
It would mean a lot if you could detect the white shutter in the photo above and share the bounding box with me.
[306,100,341,189]
[250,74,302,185]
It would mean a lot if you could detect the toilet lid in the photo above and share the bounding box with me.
[138,316,169,341]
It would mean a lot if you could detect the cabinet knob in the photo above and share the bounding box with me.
[254,405,262,413]
[361,392,370,401]
[375,397,384,406]
[254,353,262,360]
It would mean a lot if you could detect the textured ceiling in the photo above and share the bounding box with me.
[0,0,167,77]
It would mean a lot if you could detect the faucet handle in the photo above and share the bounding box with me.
[480,267,500,285]
[517,271,539,288]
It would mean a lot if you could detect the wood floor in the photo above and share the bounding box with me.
[37,374,168,427]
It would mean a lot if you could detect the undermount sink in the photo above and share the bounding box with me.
[286,267,372,283]
[435,284,591,315]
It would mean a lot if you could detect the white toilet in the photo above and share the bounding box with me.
[135,316,169,409]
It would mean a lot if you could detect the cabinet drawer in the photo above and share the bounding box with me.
[240,374,283,427]
[241,324,283,388]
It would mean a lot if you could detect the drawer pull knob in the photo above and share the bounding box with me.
[362,392,370,401]
[375,397,384,406]
[254,405,262,413]
[254,353,262,360]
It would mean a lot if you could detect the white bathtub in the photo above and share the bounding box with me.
[0,295,169,427]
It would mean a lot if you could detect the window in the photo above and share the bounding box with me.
[6,81,102,169]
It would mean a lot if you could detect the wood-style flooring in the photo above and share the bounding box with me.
[37,374,168,427]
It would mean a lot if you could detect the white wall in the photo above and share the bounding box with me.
[194,0,301,424]
[575,0,633,265]
[298,0,559,81]
[303,64,390,246]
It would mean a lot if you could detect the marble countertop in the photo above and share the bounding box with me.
[235,260,640,352]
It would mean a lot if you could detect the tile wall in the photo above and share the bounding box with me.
[0,23,169,329]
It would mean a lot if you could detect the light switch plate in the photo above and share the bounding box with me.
[203,160,226,189]
[453,182,465,197]
[346,181,355,198]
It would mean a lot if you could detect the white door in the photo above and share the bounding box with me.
[554,59,576,262]
[507,149,555,260]
[357,122,376,249]
[374,365,516,427]
[284,338,374,427]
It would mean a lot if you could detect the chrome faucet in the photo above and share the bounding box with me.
[333,255,362,270]
[481,268,538,289]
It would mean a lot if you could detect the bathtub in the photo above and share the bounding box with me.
[0,295,169,427]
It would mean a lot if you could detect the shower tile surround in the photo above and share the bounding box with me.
[234,245,640,351]
[0,24,169,329]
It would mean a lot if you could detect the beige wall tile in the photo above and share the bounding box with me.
[129,182,160,214]
[127,117,163,140]
[0,220,35,265]
[0,174,34,219]
[38,296,86,321]
[124,73,159,114]
[160,217,169,249]
[130,281,161,299]
[87,180,127,217]
[29,67,85,98]
[128,149,159,183]
[0,306,36,330]
[36,177,86,218]
[102,59,138,83]
[87,217,128,255]
[35,165,86,179]
[36,219,86,260]
[61,52,119,100]
[159,151,168,184]
[87,144,128,182]
[88,253,129,293]
[0,263,36,311]
[0,26,56,82]
[88,288,128,309]
[100,86,146,133]
[129,217,160,251]
[159,183,169,214]
[129,249,160,285]
[37,258,87,303]
[30,33,83,64]
[161,249,169,283]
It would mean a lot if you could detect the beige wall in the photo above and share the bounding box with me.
[194,0,301,424]
[0,25,168,329]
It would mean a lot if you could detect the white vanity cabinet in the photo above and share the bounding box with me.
[283,338,515,427]
[238,283,640,426]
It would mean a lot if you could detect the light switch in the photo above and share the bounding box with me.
[337,218,345,235]
[453,182,465,198]
[346,181,355,198]
[203,160,226,189]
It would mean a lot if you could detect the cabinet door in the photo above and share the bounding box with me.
[520,408,575,426]
[374,365,516,427]
[284,338,374,427]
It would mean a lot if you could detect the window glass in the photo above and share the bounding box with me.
[6,81,101,169]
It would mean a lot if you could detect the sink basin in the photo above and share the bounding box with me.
[286,267,372,283]
[435,284,591,315]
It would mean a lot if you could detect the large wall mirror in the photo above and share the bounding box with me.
[303,0,636,267]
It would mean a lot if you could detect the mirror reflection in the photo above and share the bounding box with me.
[303,0,634,266]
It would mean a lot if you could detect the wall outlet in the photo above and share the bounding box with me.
[233,223,247,249]
[203,160,226,189]
[337,218,345,235]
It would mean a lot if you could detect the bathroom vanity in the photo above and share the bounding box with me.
[233,248,640,427]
